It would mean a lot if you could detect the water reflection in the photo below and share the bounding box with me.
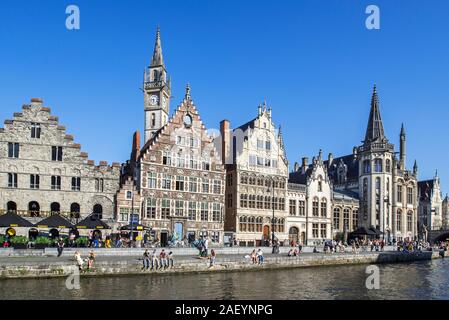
[1,259,448,300]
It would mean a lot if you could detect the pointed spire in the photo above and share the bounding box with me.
[400,123,406,136]
[413,159,418,174]
[150,26,164,67]
[364,85,386,144]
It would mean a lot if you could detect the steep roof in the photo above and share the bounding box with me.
[364,85,387,144]
[150,26,164,67]
[324,154,359,184]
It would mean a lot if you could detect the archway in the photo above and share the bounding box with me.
[7,201,17,213]
[50,202,61,215]
[29,201,40,217]
[289,227,299,245]
[434,233,449,244]
[70,203,80,221]
[263,225,270,241]
[49,229,59,239]
[93,204,103,220]
[28,228,39,241]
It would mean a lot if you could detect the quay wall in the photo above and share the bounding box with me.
[0,250,447,280]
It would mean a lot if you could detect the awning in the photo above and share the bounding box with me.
[369,227,384,236]
[120,224,148,231]
[0,212,34,228]
[350,227,377,236]
[34,214,74,229]
[75,216,111,230]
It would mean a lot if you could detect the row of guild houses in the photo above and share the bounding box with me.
[1,27,448,246]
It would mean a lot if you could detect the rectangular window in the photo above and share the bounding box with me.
[397,186,403,203]
[202,161,210,171]
[213,180,222,194]
[298,201,305,216]
[51,176,61,190]
[227,173,233,187]
[211,231,220,244]
[8,173,18,188]
[119,208,130,222]
[202,179,209,193]
[8,143,19,158]
[312,223,319,238]
[148,172,157,189]
[175,200,184,217]
[71,177,81,191]
[146,198,156,219]
[188,202,197,221]
[201,202,209,221]
[312,200,319,217]
[240,194,248,208]
[320,224,327,238]
[175,176,185,191]
[162,174,172,190]
[31,123,41,139]
[189,177,198,192]
[257,139,264,150]
[266,141,271,151]
[212,203,221,222]
[249,155,256,166]
[162,152,171,165]
[30,174,40,189]
[51,146,63,161]
[289,200,297,216]
[257,157,264,166]
[161,199,170,219]
[407,187,413,205]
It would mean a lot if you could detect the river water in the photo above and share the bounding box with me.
[1,259,448,300]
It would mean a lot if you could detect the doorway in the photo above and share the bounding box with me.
[160,231,168,247]
[263,225,270,241]
[289,227,299,244]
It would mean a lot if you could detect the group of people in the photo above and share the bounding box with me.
[141,249,174,270]
[248,249,264,265]
[73,250,96,271]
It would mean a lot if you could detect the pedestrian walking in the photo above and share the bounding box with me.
[57,238,65,257]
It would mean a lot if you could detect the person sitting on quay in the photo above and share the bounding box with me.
[209,249,216,268]
[87,250,96,270]
[250,249,258,264]
[142,249,151,270]
[257,249,264,265]
[159,249,168,270]
[287,249,293,257]
[74,251,84,271]
[168,251,174,269]
[150,249,159,270]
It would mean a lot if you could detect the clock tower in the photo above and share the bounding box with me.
[143,26,171,144]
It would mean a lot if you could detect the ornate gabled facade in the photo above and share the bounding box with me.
[325,86,419,241]
[0,98,121,227]
[137,85,225,246]
[289,152,333,245]
[418,172,443,235]
[220,103,289,247]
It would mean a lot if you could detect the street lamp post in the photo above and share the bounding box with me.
[268,177,277,254]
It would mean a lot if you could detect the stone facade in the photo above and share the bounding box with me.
[220,104,290,247]
[0,98,120,225]
[418,174,444,237]
[137,86,225,246]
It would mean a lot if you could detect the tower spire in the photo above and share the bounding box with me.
[364,85,386,144]
[151,26,164,67]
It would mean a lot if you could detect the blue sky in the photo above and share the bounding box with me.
[0,0,448,194]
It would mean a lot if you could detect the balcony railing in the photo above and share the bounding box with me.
[144,80,171,91]
[358,142,394,153]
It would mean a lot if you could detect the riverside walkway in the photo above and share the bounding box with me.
[0,248,447,279]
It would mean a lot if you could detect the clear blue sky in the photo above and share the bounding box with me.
[1,0,448,194]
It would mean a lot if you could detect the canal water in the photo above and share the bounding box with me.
[1,259,448,300]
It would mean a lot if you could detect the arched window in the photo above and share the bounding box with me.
[248,216,255,232]
[29,201,40,217]
[333,208,341,229]
[386,159,391,173]
[278,219,285,233]
[256,217,263,232]
[240,216,247,232]
[93,204,103,220]
[363,160,371,174]
[7,201,17,213]
[50,202,60,215]
[312,197,319,217]
[374,159,383,172]
[320,198,327,217]
[396,210,402,232]
[70,203,80,219]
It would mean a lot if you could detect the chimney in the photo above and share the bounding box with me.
[131,131,141,162]
[294,162,299,172]
[301,157,308,174]
[220,120,231,166]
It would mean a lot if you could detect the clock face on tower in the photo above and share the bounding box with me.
[149,94,159,106]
